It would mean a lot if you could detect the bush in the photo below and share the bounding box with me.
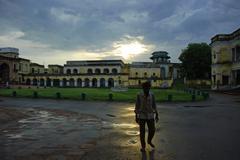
[109,93,113,101]
[33,91,38,98]
[81,93,86,100]
[12,91,17,97]
[56,92,61,99]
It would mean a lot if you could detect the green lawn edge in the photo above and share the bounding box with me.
[0,88,205,102]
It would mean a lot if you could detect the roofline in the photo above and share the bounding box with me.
[210,27,240,44]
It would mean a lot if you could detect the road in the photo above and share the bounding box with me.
[0,92,240,160]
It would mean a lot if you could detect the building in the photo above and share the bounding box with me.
[210,28,240,90]
[0,47,180,88]
[0,47,31,84]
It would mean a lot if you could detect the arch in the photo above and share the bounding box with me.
[84,78,90,87]
[77,78,82,87]
[69,78,75,87]
[100,78,105,87]
[92,78,97,87]
[95,68,101,74]
[160,67,166,79]
[0,63,10,83]
[26,78,31,85]
[103,68,109,74]
[40,79,45,86]
[46,78,51,87]
[73,69,78,74]
[108,78,114,87]
[87,68,93,74]
[62,78,67,87]
[144,72,147,77]
[66,69,71,74]
[53,79,60,87]
[112,68,118,74]
[33,78,38,86]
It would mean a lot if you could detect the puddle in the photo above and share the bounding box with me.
[128,138,138,144]
[125,130,139,136]
[183,105,208,108]
[6,133,23,139]
[102,121,138,129]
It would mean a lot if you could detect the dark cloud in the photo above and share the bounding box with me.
[0,0,239,63]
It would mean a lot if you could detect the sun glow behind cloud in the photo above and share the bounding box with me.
[112,35,155,61]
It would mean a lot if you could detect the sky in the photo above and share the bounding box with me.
[0,0,240,66]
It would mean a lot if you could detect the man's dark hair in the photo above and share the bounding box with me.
[142,81,151,88]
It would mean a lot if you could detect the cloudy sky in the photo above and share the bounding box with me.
[0,0,239,66]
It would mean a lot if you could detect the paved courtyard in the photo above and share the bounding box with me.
[0,92,240,160]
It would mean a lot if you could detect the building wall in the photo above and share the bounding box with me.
[211,29,240,90]
[63,66,122,74]
[48,66,63,74]
[30,65,45,74]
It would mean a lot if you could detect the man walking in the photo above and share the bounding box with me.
[135,81,159,152]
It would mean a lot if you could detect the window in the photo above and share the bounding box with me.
[95,68,101,74]
[103,68,109,74]
[112,68,118,74]
[144,72,147,77]
[87,68,93,74]
[73,69,78,74]
[66,69,71,74]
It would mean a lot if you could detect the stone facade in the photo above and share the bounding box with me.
[0,47,180,88]
[211,28,240,90]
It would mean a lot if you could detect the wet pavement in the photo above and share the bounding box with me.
[0,92,240,160]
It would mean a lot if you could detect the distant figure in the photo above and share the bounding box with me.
[135,81,159,152]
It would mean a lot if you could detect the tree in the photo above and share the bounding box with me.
[179,43,211,80]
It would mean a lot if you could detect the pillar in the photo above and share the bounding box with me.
[97,80,100,87]
[44,80,47,87]
[89,81,92,87]
[60,80,63,87]
[74,80,77,87]
[82,81,85,87]
[105,80,108,87]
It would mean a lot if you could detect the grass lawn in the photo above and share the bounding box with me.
[0,87,204,102]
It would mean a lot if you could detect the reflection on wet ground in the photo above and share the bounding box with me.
[0,106,139,160]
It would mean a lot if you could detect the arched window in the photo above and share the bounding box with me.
[87,68,93,74]
[92,78,97,87]
[66,69,71,74]
[77,78,82,87]
[40,79,45,86]
[0,63,10,83]
[84,78,90,87]
[103,68,109,74]
[73,69,78,74]
[53,79,60,87]
[26,79,31,85]
[62,78,67,87]
[69,78,75,87]
[112,68,118,74]
[108,78,114,87]
[33,78,38,86]
[100,78,105,87]
[95,68,101,74]
[46,78,51,87]
[144,72,147,77]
